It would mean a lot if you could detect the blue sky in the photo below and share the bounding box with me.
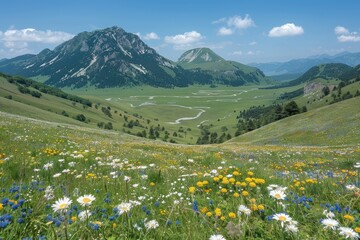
[0,0,359,63]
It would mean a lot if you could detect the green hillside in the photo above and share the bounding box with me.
[229,96,360,146]
[177,48,269,86]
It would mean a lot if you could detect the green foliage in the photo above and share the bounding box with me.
[101,106,112,118]
[75,114,86,122]
[1,72,92,106]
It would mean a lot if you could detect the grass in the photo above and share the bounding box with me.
[0,109,359,239]
[67,84,301,143]
[230,96,360,146]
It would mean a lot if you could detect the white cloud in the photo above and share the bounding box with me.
[143,32,160,40]
[227,15,255,30]
[337,34,360,42]
[213,15,255,37]
[217,27,233,36]
[164,31,203,45]
[0,27,74,58]
[233,51,243,55]
[249,41,257,46]
[0,28,74,43]
[334,26,349,35]
[212,17,227,24]
[4,41,28,49]
[268,23,304,37]
[334,26,360,42]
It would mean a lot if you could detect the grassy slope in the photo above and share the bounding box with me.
[0,76,133,131]
[228,96,360,146]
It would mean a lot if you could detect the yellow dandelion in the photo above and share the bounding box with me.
[189,186,196,193]
[242,191,249,197]
[221,188,228,193]
[233,192,240,198]
[221,178,229,185]
[249,182,257,188]
[215,208,222,216]
[228,212,236,218]
[197,181,204,187]
[201,207,209,214]
[251,204,258,211]
[343,214,355,222]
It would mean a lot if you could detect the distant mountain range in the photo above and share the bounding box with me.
[0,27,267,88]
[250,52,360,76]
[271,63,360,88]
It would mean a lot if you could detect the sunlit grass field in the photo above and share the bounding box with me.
[0,111,359,239]
[68,85,301,143]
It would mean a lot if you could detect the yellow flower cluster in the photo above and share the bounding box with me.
[42,148,60,156]
[343,214,355,222]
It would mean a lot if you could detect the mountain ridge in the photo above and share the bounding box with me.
[250,52,360,75]
[0,27,267,88]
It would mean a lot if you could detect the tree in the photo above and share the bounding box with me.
[322,86,330,96]
[104,122,113,130]
[148,126,156,139]
[283,101,300,116]
[301,106,308,113]
[75,114,86,122]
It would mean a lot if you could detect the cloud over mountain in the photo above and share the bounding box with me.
[335,26,360,42]
[268,23,304,37]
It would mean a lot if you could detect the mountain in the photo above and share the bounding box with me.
[251,52,360,75]
[0,27,268,88]
[0,27,213,88]
[178,48,268,86]
[266,63,360,89]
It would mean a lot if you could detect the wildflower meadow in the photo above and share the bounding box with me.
[0,114,359,239]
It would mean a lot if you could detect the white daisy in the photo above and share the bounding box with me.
[52,196,72,213]
[53,173,61,178]
[346,184,357,191]
[273,213,292,227]
[77,194,96,206]
[43,162,53,170]
[339,227,359,239]
[145,219,159,230]
[323,209,335,218]
[269,189,286,200]
[285,224,299,233]
[209,234,226,240]
[321,218,339,230]
[78,210,92,221]
[117,202,132,215]
[238,205,251,216]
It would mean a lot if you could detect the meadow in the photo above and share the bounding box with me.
[0,111,359,239]
[68,84,301,143]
